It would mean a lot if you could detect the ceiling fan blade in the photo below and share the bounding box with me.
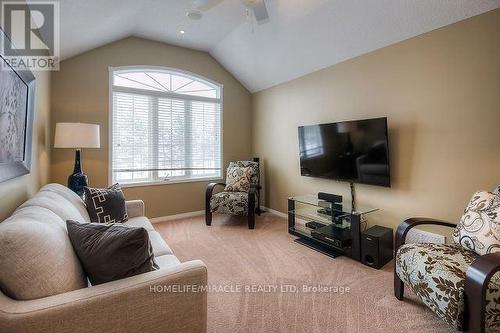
[193,0,225,12]
[251,1,269,22]
[241,0,269,22]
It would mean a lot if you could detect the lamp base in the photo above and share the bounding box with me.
[68,149,88,196]
[68,172,88,197]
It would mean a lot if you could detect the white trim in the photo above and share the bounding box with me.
[110,65,224,90]
[120,176,223,188]
[262,206,287,219]
[108,65,224,187]
[150,210,205,224]
[113,86,221,104]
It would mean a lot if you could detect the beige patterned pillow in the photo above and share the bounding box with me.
[224,166,253,192]
[453,191,500,255]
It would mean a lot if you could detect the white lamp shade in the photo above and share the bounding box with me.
[54,123,100,148]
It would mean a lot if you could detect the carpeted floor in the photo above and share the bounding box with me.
[154,213,454,333]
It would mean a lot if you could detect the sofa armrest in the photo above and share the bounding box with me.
[0,260,207,333]
[126,200,145,218]
[464,253,500,333]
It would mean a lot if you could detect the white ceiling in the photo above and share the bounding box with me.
[58,0,500,92]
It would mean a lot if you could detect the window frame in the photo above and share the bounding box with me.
[108,65,224,188]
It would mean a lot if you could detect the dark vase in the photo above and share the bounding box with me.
[68,150,88,197]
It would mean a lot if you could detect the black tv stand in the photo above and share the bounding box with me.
[288,194,378,261]
[350,182,356,212]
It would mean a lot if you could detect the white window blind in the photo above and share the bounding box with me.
[111,68,222,185]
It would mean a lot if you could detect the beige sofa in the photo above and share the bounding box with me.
[0,184,207,333]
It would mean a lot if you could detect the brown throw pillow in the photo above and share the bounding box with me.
[66,220,159,285]
[84,183,128,223]
[224,166,253,192]
[452,191,500,255]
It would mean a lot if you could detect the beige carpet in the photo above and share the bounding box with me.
[155,213,454,333]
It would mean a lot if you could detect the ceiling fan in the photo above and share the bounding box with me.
[187,0,269,23]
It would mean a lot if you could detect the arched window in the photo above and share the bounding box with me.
[110,67,222,185]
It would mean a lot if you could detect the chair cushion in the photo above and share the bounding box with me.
[0,208,87,300]
[453,191,500,255]
[396,243,500,331]
[83,184,128,224]
[210,191,248,216]
[224,166,253,192]
[494,185,500,195]
[228,161,259,186]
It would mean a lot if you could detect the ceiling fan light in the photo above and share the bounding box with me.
[186,9,203,20]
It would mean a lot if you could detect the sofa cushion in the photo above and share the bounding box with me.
[148,230,174,256]
[124,216,155,231]
[0,208,87,300]
[39,183,91,222]
[396,242,500,331]
[66,220,159,285]
[453,191,500,255]
[84,184,128,224]
[17,190,89,224]
[155,254,181,269]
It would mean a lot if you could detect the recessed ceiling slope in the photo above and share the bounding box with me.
[212,0,500,92]
[58,0,500,92]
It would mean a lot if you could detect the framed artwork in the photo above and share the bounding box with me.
[0,28,36,183]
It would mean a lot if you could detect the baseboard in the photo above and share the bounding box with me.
[151,207,286,224]
[262,206,287,219]
[150,210,205,223]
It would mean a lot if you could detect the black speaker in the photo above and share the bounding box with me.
[361,225,393,269]
[318,192,342,203]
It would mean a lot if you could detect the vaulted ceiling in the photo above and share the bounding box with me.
[59,0,500,92]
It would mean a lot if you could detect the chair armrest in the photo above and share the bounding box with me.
[464,253,500,332]
[205,183,225,204]
[395,217,456,250]
[0,260,207,333]
[205,183,225,217]
[125,200,145,218]
[248,186,257,203]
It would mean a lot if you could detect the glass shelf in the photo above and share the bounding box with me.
[289,208,351,229]
[289,194,379,216]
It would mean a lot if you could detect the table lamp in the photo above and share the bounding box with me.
[54,122,100,196]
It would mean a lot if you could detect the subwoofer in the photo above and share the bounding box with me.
[361,225,393,269]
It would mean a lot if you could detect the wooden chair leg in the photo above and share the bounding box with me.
[394,271,404,300]
[248,212,255,229]
[206,211,212,226]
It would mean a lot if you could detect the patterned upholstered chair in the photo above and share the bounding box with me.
[205,158,261,229]
[394,189,500,332]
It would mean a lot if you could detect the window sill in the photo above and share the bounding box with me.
[116,176,224,189]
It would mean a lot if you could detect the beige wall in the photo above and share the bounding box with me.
[0,70,52,221]
[252,9,500,232]
[50,37,252,218]
[0,3,52,221]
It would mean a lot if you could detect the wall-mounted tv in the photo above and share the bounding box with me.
[298,117,390,187]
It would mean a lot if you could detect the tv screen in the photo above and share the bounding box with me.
[298,117,390,187]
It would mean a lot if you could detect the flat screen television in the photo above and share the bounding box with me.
[298,117,390,187]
